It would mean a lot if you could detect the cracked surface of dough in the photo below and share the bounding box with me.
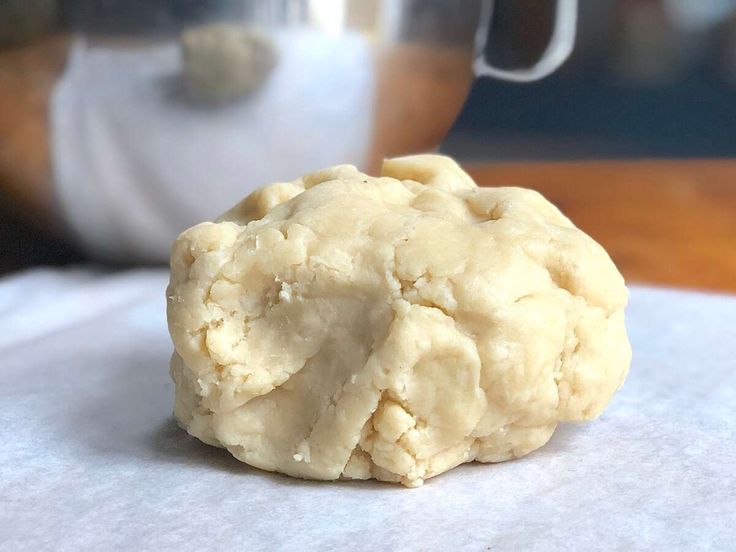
[166,155,631,487]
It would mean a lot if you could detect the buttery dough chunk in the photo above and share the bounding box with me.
[166,155,631,487]
[181,23,277,102]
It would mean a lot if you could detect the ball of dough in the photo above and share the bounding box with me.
[180,23,277,103]
[166,155,631,487]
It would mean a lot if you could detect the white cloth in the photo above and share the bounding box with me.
[51,31,373,263]
[1,267,734,551]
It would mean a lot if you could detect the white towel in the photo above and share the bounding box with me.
[51,30,373,263]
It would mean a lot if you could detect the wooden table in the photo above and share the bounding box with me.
[467,160,736,293]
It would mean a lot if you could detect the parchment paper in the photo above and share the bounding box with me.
[1,267,734,551]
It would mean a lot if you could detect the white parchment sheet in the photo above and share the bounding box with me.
[1,268,734,551]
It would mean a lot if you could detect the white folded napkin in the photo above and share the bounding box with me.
[51,30,373,263]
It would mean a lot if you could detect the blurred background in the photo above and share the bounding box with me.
[448,0,736,160]
[1,0,735,290]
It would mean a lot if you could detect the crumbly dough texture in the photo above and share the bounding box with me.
[166,155,631,487]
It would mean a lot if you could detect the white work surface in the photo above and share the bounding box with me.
[1,267,734,551]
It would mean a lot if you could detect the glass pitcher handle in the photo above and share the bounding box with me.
[474,0,578,82]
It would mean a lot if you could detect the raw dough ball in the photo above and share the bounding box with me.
[166,155,631,487]
[180,23,277,102]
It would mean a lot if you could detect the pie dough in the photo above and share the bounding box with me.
[181,23,277,102]
[166,155,631,487]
